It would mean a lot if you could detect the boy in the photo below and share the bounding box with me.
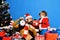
[21,13,36,40]
[39,11,50,34]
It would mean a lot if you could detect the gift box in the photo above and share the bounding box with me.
[45,32,58,40]
[35,35,45,40]
[0,30,5,37]
[2,37,12,40]
[12,32,22,40]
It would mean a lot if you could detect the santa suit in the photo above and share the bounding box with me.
[23,13,36,40]
[23,24,29,38]
[23,23,35,39]
[39,17,50,29]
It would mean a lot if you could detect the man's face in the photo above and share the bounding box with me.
[27,18,32,22]
[40,12,45,18]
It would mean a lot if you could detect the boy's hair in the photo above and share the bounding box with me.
[39,11,47,16]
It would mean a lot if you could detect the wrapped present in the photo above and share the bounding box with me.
[0,30,5,37]
[2,37,11,40]
[35,35,45,40]
[12,32,21,38]
[45,32,58,40]
[12,32,23,40]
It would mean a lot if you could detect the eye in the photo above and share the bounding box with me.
[27,19,28,20]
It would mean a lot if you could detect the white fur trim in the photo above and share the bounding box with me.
[24,30,28,34]
[40,16,48,23]
[42,16,48,18]
[25,24,29,27]
[39,26,50,30]
[25,16,32,20]
[48,26,50,28]
[40,28,47,29]
[39,18,44,29]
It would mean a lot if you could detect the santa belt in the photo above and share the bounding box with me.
[39,22,46,25]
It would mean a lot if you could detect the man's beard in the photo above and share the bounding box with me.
[28,21,32,25]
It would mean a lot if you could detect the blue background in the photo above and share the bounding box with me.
[6,0,60,28]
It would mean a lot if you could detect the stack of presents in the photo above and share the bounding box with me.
[0,0,60,40]
[35,28,60,40]
[0,27,60,40]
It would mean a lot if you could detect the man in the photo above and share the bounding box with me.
[21,13,36,40]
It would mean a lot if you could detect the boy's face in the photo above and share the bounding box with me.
[40,12,45,18]
[27,18,32,23]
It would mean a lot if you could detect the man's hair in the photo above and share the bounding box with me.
[39,11,47,16]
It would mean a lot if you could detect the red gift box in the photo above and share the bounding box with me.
[2,37,12,40]
[35,35,45,40]
[0,30,5,37]
[45,33,58,40]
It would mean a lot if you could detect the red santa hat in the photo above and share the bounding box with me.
[24,13,32,20]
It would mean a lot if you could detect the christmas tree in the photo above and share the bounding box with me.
[0,0,12,27]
